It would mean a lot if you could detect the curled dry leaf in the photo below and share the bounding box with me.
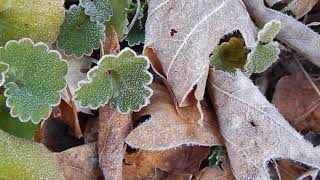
[272,70,320,132]
[208,69,320,180]
[242,0,320,67]
[123,146,210,179]
[282,0,318,19]
[56,143,102,180]
[98,106,132,180]
[126,83,223,151]
[144,0,256,106]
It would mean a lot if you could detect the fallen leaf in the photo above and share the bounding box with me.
[282,0,318,19]
[144,0,256,106]
[242,0,320,67]
[208,69,320,179]
[126,83,223,151]
[98,106,132,180]
[272,70,320,132]
[56,143,103,180]
[123,146,210,179]
[277,160,309,180]
[194,157,235,180]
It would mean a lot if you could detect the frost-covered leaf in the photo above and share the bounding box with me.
[208,69,320,180]
[144,0,256,106]
[57,5,105,58]
[258,20,281,44]
[74,48,153,113]
[0,130,64,179]
[106,0,131,39]
[0,38,67,124]
[210,37,248,74]
[126,84,222,151]
[0,62,9,87]
[0,95,38,140]
[0,0,65,46]
[61,55,93,114]
[80,0,113,23]
[242,0,320,68]
[245,42,280,74]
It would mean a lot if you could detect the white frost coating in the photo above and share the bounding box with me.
[144,0,257,106]
[242,0,320,67]
[208,69,320,180]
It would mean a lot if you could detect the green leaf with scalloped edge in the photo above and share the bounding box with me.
[80,0,113,23]
[74,48,153,113]
[0,62,9,87]
[210,37,248,74]
[57,5,105,58]
[0,38,67,124]
[0,0,65,46]
[0,95,38,140]
[106,0,131,39]
[0,130,64,179]
[245,42,280,74]
[258,20,281,44]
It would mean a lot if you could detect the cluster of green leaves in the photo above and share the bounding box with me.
[210,20,281,75]
[208,146,227,167]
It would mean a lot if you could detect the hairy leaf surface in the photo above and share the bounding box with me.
[80,0,113,23]
[57,5,105,58]
[0,39,67,124]
[0,0,64,46]
[74,48,153,113]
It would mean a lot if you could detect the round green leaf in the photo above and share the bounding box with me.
[0,38,67,124]
[80,0,113,23]
[0,0,65,46]
[0,130,64,179]
[57,5,105,58]
[74,48,153,113]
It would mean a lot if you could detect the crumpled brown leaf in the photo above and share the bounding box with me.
[56,143,102,180]
[208,69,320,180]
[144,0,256,106]
[194,157,235,180]
[126,83,223,151]
[272,70,320,132]
[242,0,320,67]
[123,146,210,179]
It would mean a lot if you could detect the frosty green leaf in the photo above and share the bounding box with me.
[0,130,64,179]
[210,37,248,74]
[74,48,153,113]
[0,38,67,124]
[106,0,131,39]
[57,5,105,58]
[80,0,113,23]
[0,0,65,46]
[0,95,38,140]
[0,62,9,87]
[258,20,281,44]
[245,42,280,74]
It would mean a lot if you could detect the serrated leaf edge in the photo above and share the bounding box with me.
[1,38,67,124]
[74,47,153,113]
[79,0,113,23]
[56,5,106,59]
[257,20,281,43]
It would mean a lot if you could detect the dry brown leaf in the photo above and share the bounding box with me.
[144,0,256,106]
[194,157,235,180]
[56,143,102,180]
[277,160,309,180]
[282,0,318,19]
[208,69,320,180]
[98,106,132,180]
[272,70,320,132]
[123,146,210,179]
[242,0,320,67]
[126,83,223,151]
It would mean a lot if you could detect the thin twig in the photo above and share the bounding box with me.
[66,84,83,138]
[121,0,141,41]
[296,59,320,97]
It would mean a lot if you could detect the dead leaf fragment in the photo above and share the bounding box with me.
[282,0,318,19]
[272,70,320,132]
[56,143,102,180]
[208,69,320,180]
[144,0,256,106]
[126,84,223,151]
[195,157,235,180]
